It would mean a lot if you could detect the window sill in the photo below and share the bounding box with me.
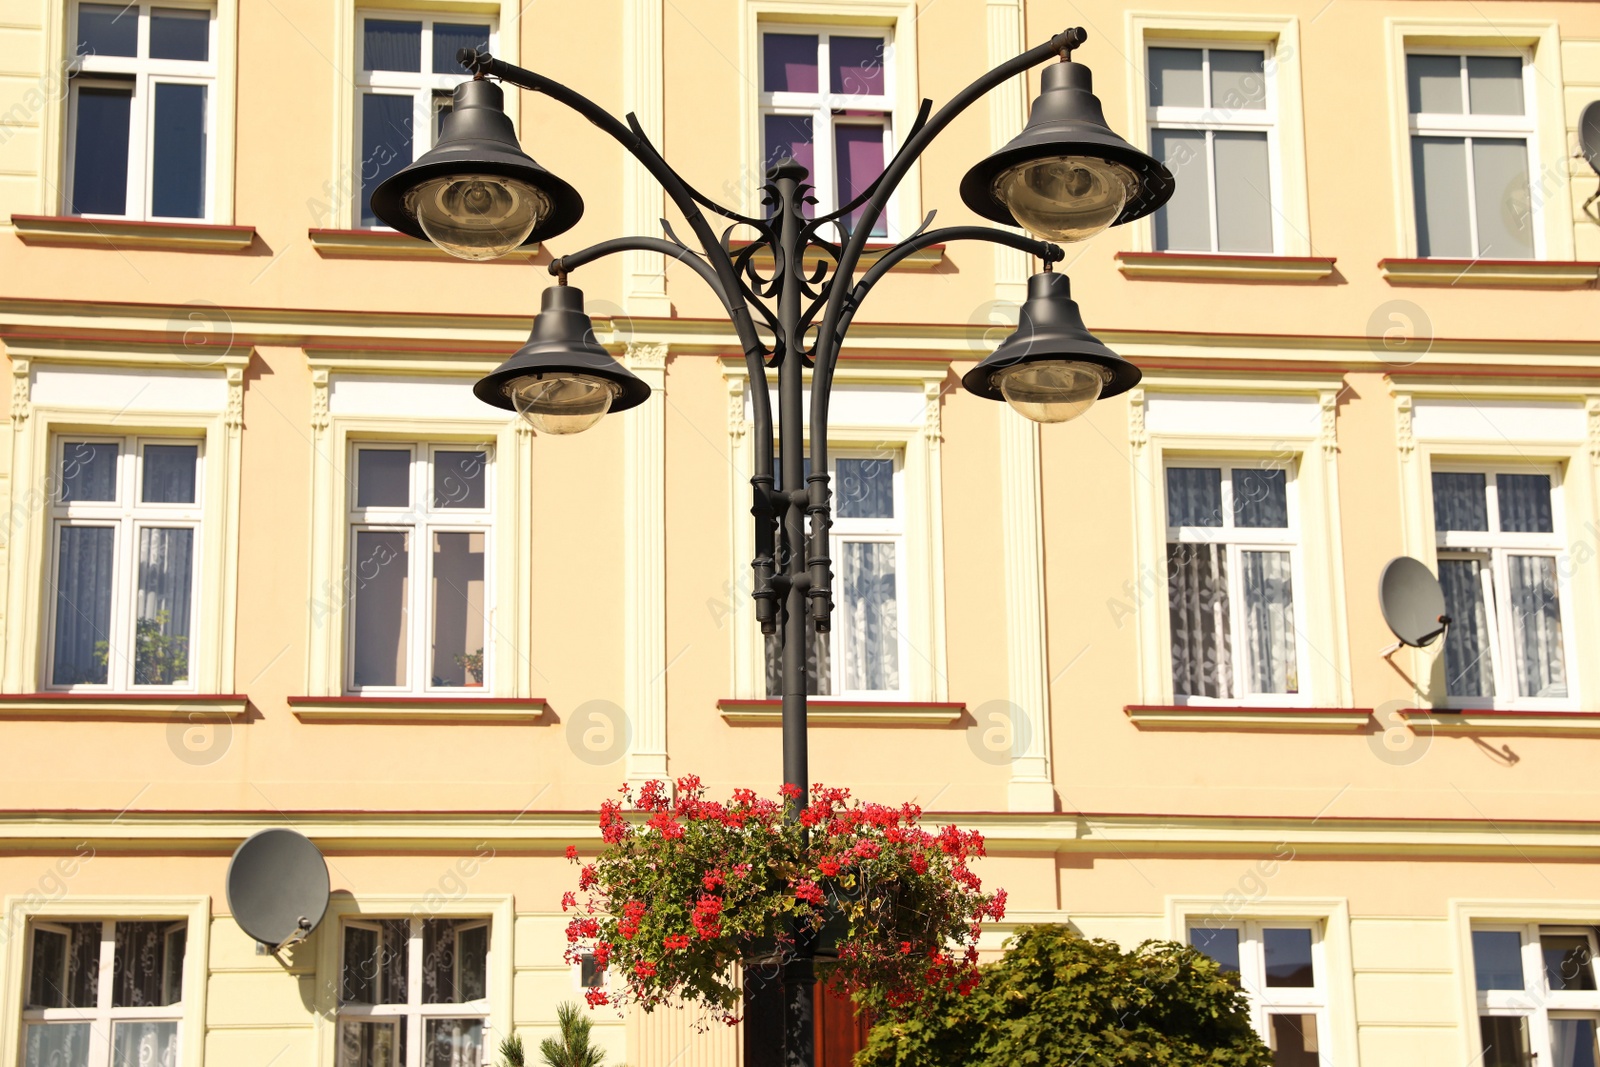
[11,215,257,252]
[1378,257,1600,288]
[1402,709,1600,736]
[1115,251,1338,282]
[307,228,542,261]
[1125,704,1372,732]
[287,696,548,725]
[730,242,945,274]
[0,693,248,721]
[718,698,965,725]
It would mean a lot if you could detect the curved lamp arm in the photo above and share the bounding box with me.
[550,237,734,312]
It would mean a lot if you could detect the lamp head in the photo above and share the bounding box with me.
[369,79,584,260]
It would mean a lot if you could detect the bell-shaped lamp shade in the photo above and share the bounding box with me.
[961,271,1140,424]
[369,79,584,260]
[474,285,652,434]
[961,61,1173,243]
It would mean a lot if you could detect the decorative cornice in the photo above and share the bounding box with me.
[225,366,244,431]
[310,368,330,431]
[1127,386,1147,451]
[12,215,257,253]
[0,694,247,722]
[307,228,539,261]
[625,341,669,372]
[1319,389,1338,453]
[10,357,28,425]
[717,698,965,725]
[1116,251,1338,282]
[726,376,747,440]
[1379,257,1600,288]
[922,381,943,442]
[1401,709,1600,736]
[1125,705,1372,731]
[287,696,549,726]
[1394,392,1415,454]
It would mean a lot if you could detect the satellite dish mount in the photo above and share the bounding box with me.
[226,828,332,959]
[1377,556,1452,659]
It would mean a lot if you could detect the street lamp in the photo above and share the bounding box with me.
[372,26,1169,1067]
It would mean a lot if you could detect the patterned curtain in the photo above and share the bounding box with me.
[52,526,115,685]
[136,528,194,685]
[1506,555,1567,698]
[1432,472,1488,532]
[425,1019,484,1067]
[111,1022,179,1067]
[1497,474,1554,534]
[1438,559,1495,698]
[1240,550,1298,694]
[141,445,197,504]
[1166,468,1223,528]
[1167,542,1232,698]
[840,542,899,692]
[1232,468,1288,528]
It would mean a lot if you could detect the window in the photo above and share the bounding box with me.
[21,919,188,1067]
[1406,51,1537,259]
[338,917,489,1067]
[1473,925,1600,1066]
[1165,462,1304,703]
[46,437,202,690]
[1432,468,1574,707]
[1191,922,1328,1066]
[764,452,905,698]
[347,444,491,694]
[65,2,215,220]
[355,13,493,226]
[1147,44,1278,254]
[759,26,893,238]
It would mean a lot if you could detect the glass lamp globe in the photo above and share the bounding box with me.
[404,174,550,261]
[508,373,620,435]
[994,361,1109,423]
[994,157,1137,243]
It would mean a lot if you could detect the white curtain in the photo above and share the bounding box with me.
[337,1020,398,1067]
[425,1020,484,1067]
[110,1021,178,1067]
[1549,1018,1600,1067]
[52,525,115,685]
[1166,467,1223,528]
[136,528,193,685]
[24,1022,90,1067]
[1507,554,1567,698]
[1439,559,1495,698]
[1167,542,1231,698]
[840,542,898,692]
[1240,550,1298,695]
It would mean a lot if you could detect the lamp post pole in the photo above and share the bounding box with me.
[369,26,1173,1067]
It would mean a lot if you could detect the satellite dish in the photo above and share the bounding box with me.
[226,828,330,951]
[1580,101,1600,175]
[1378,556,1451,650]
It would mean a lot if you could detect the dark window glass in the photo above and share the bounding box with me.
[364,18,422,71]
[433,451,487,509]
[142,445,198,504]
[579,952,603,988]
[77,3,137,56]
[357,449,411,508]
[1472,930,1525,991]
[762,32,817,93]
[1166,467,1223,527]
[150,8,209,61]
[835,458,893,518]
[1407,54,1463,114]
[1263,928,1315,988]
[1543,933,1597,992]
[1189,927,1241,974]
[60,441,119,502]
[27,923,101,1008]
[52,525,116,685]
[360,94,415,226]
[1497,473,1554,534]
[834,124,886,237]
[1433,472,1489,531]
[1478,1015,1531,1067]
[151,82,207,218]
[1232,468,1288,528]
[432,22,489,74]
[829,36,883,95]
[1268,1014,1319,1067]
[70,85,132,216]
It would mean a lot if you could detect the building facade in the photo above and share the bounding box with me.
[1,0,1599,1064]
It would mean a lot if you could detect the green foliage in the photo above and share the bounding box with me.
[858,925,1273,1067]
[93,611,188,685]
[497,1033,526,1067]
[454,647,484,683]
[538,1002,611,1067]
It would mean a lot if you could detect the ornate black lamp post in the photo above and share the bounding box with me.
[371,26,1170,1067]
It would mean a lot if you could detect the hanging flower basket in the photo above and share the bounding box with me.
[562,777,1006,1022]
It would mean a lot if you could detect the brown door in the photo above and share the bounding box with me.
[813,980,869,1067]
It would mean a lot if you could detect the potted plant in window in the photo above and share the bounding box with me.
[561,777,1005,1023]
[95,610,189,686]
[454,647,484,686]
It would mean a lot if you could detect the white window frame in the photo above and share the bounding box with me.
[345,441,495,696]
[1431,463,1579,711]
[1163,457,1309,707]
[1146,40,1284,255]
[1473,923,1600,1065]
[1190,920,1331,1065]
[1405,47,1542,260]
[64,1,218,222]
[756,22,897,241]
[18,918,188,1067]
[45,434,205,693]
[334,916,492,1067]
[353,11,499,228]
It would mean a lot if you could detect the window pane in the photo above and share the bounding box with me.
[364,18,421,71]
[342,921,409,1005]
[28,923,100,1008]
[1478,1016,1531,1067]
[53,525,115,686]
[1467,56,1524,116]
[135,528,193,685]
[763,33,818,93]
[27,927,67,1008]
[432,22,490,74]
[76,3,136,56]
[763,113,815,197]
[151,83,207,219]
[840,542,899,692]
[1507,555,1566,698]
[1472,138,1534,259]
[1433,472,1489,531]
[150,8,209,61]
[1233,468,1288,528]
[1166,467,1223,527]
[1473,930,1526,991]
[1168,543,1232,699]
[1498,474,1554,534]
[1152,129,1210,251]
[1148,47,1203,108]
[1412,136,1472,258]
[142,444,198,503]
[1241,551,1298,695]
[830,36,884,96]
[1440,558,1496,698]
[430,532,485,688]
[457,924,488,1001]
[60,441,119,502]
[579,952,604,988]
[352,530,410,688]
[422,919,489,1003]
[338,1019,401,1067]
[71,86,132,216]
[111,1022,179,1067]
[1189,927,1241,974]
[1552,1019,1600,1067]
[163,927,185,1004]
[1208,49,1266,111]
[357,449,411,508]
[361,94,415,227]
[23,1024,91,1067]
[425,1019,484,1067]
[1213,131,1273,252]
[114,921,180,1006]
[1543,934,1597,991]
[1268,1014,1319,1067]
[835,124,887,237]
[835,458,894,519]
[1264,928,1315,987]
[433,450,487,509]
[1408,54,1463,114]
